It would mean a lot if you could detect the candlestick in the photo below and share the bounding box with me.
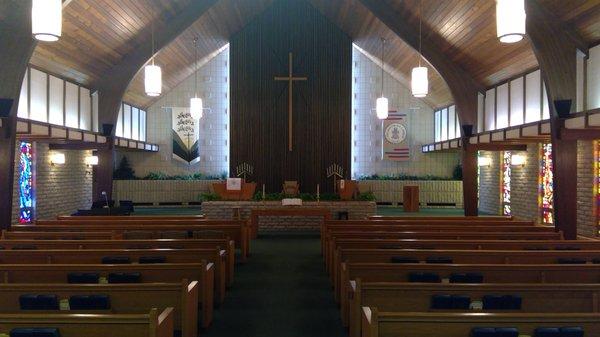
[262,184,266,200]
[317,184,320,202]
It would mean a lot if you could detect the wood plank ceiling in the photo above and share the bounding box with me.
[30,0,600,110]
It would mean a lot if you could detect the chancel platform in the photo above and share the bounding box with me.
[202,201,376,233]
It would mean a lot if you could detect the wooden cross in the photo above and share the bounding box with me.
[275,52,307,152]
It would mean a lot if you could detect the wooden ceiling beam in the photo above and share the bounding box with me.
[95,0,218,132]
[0,0,36,230]
[357,0,485,126]
[93,0,217,204]
[535,0,589,56]
[526,0,579,239]
[358,0,485,216]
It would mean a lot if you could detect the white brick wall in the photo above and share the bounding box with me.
[11,143,92,223]
[577,140,596,237]
[351,47,459,178]
[509,145,540,222]
[478,151,501,215]
[122,47,230,177]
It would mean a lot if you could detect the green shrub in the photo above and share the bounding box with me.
[357,191,376,201]
[357,174,457,181]
[199,192,221,201]
[113,157,136,180]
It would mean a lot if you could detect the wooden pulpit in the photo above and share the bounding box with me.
[212,180,256,201]
[403,185,420,212]
[337,180,359,201]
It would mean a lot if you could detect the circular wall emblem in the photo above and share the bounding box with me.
[384,123,407,144]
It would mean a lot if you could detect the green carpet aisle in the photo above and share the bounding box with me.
[202,233,348,337]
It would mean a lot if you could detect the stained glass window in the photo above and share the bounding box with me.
[595,141,600,234]
[502,151,511,216]
[18,142,34,223]
[539,143,554,224]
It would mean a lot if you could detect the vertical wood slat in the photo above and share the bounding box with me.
[230,0,351,193]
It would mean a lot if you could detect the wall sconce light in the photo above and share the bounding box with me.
[511,154,526,166]
[50,153,65,165]
[478,157,492,167]
[85,155,99,166]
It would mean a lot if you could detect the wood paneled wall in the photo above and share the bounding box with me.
[230,0,352,194]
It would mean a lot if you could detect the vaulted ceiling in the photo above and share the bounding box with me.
[30,0,600,110]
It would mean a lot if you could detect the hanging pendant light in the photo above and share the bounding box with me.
[32,0,62,42]
[412,0,428,98]
[496,0,526,43]
[145,24,162,97]
[376,38,389,120]
[190,38,203,120]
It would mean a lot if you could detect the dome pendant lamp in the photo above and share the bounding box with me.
[411,0,428,98]
[496,0,526,43]
[32,0,62,42]
[190,38,203,120]
[376,38,389,120]
[145,24,162,97]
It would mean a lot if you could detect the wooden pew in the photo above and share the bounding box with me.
[361,309,600,337]
[12,222,250,262]
[368,215,514,221]
[0,281,200,337]
[0,239,235,285]
[325,238,600,272]
[321,219,536,251]
[324,232,564,272]
[58,215,204,220]
[0,248,228,305]
[0,262,214,324]
[339,263,600,323]
[349,281,600,337]
[0,307,174,337]
[2,230,116,240]
[331,248,600,293]
[322,225,556,258]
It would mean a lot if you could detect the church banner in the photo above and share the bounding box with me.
[383,111,409,161]
[171,107,200,164]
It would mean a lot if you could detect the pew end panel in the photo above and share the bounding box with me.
[361,306,378,337]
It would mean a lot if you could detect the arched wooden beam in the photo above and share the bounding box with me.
[92,0,217,202]
[357,0,485,215]
[0,0,36,229]
[525,0,580,239]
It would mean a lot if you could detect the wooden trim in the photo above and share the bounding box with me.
[523,73,527,124]
[26,66,31,119]
[46,72,50,122]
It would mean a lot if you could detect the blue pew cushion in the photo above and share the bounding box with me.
[69,295,110,310]
[408,272,441,283]
[107,272,141,283]
[495,327,518,337]
[557,258,587,264]
[390,256,419,264]
[451,295,470,309]
[138,256,166,264]
[560,327,584,337]
[10,328,60,337]
[430,294,452,309]
[19,295,59,310]
[101,256,131,264]
[426,257,453,264]
[471,327,497,337]
[534,327,561,337]
[67,273,99,284]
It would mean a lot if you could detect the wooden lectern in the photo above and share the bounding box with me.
[337,180,359,200]
[212,180,256,201]
[403,185,419,212]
